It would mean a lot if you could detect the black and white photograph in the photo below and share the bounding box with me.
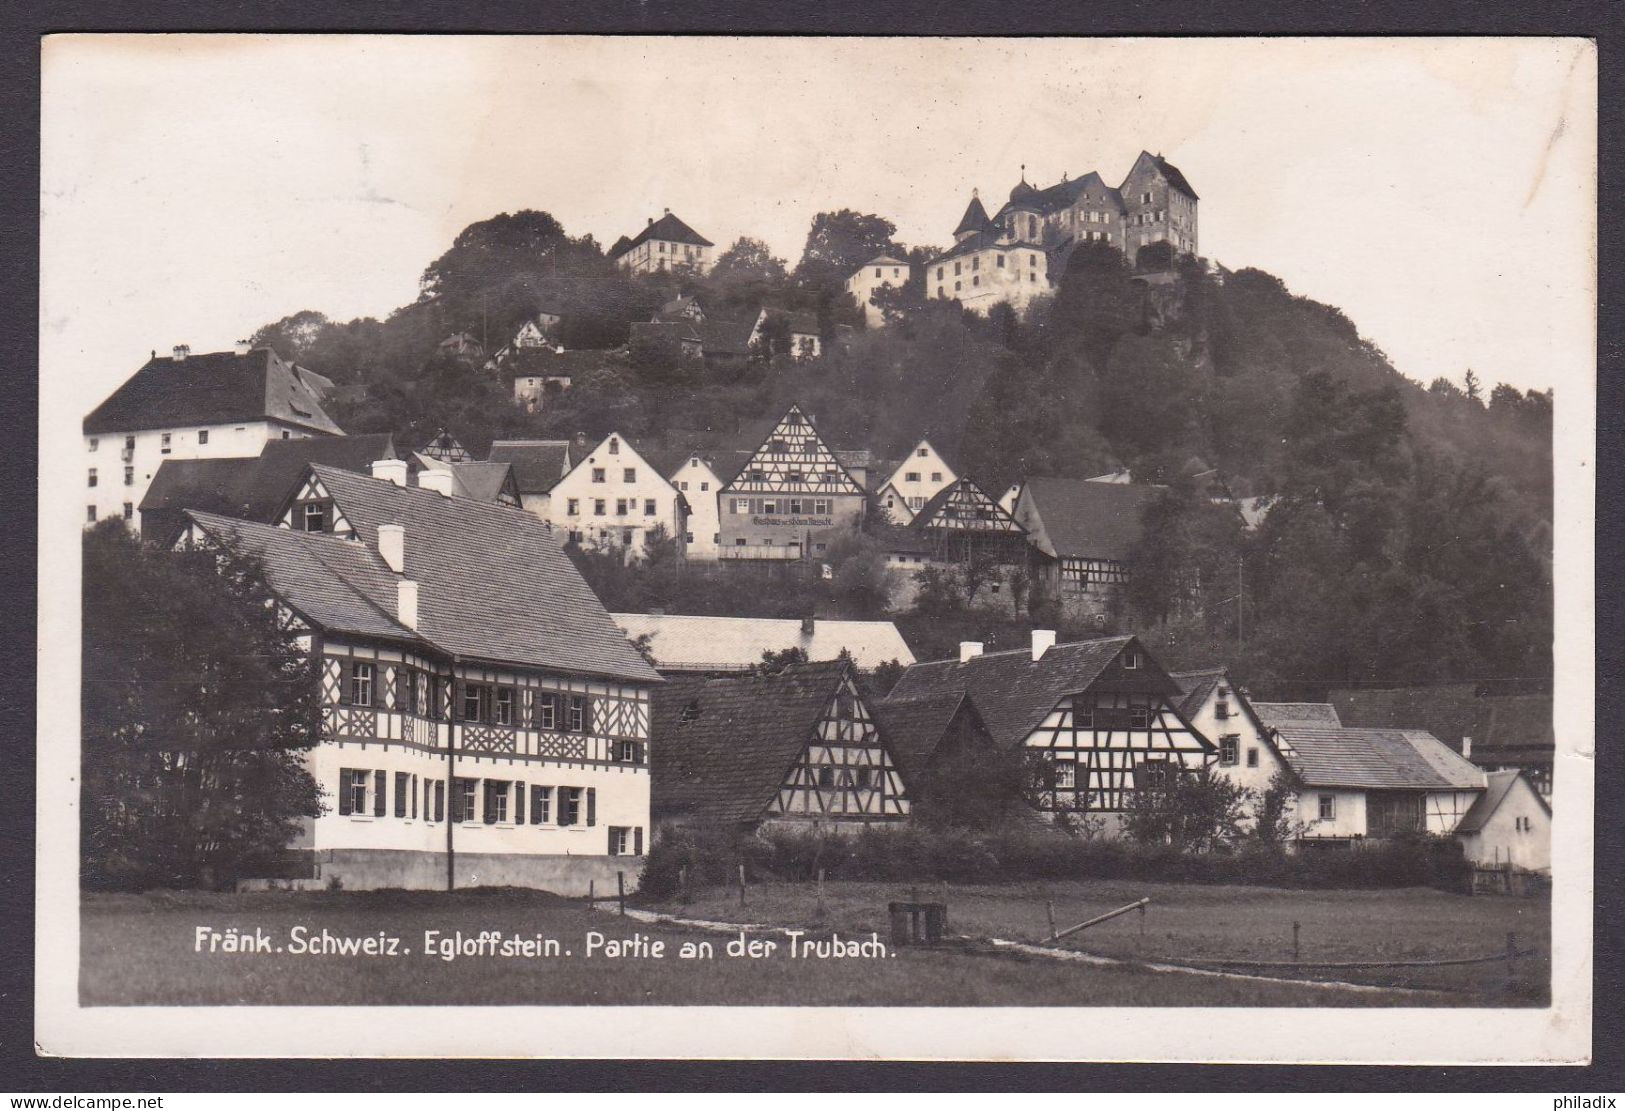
[34,34,1595,1062]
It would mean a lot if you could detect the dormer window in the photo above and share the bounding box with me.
[301,502,327,532]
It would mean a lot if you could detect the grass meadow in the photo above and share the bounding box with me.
[80,881,1545,1007]
[649,878,1551,1003]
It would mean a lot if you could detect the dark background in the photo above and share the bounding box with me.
[0,0,1618,1093]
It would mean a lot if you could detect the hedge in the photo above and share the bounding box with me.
[639,824,1471,898]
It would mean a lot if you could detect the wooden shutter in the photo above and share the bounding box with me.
[514,780,525,825]
[483,781,497,824]
[374,770,386,817]
[435,781,445,823]
[634,826,644,856]
[587,787,597,827]
[607,827,619,856]
[338,768,353,815]
[411,774,419,819]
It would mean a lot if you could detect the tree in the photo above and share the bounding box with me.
[1121,766,1251,852]
[1463,367,1483,403]
[82,522,322,890]
[249,310,331,362]
[710,237,788,283]
[909,742,1033,830]
[747,646,808,677]
[420,209,576,301]
[1253,770,1303,846]
[794,210,901,291]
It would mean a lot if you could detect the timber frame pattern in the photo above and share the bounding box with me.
[724,405,865,500]
[1025,689,1212,814]
[913,476,1030,564]
[771,674,909,822]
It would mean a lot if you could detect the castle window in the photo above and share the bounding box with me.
[874,268,882,278]
[997,254,1005,267]
[936,267,943,279]
[972,256,979,271]
[86,506,96,522]
[89,438,98,453]
[88,468,97,488]
[954,282,961,292]
[973,276,979,287]
[954,261,961,276]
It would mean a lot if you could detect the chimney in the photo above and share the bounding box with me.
[234,339,252,355]
[801,615,815,635]
[663,207,671,216]
[377,524,404,573]
[1462,735,1473,760]
[397,580,419,630]
[417,469,455,498]
[1031,629,1057,661]
[647,217,653,227]
[371,459,408,487]
[172,344,190,361]
[959,641,984,663]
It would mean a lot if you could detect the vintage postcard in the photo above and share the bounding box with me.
[35,34,1595,1062]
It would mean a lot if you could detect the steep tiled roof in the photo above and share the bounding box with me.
[612,613,915,673]
[872,691,974,781]
[246,465,659,682]
[1149,154,1198,200]
[487,440,573,496]
[84,348,343,436]
[650,660,849,823]
[953,195,994,237]
[186,512,426,646]
[888,636,1178,749]
[1021,476,1165,561]
[1273,726,1485,791]
[1456,770,1548,834]
[1329,684,1485,754]
[630,320,702,345]
[1169,668,1226,721]
[1253,702,1343,729]
[1481,695,1555,758]
[609,212,714,259]
[140,433,397,523]
[443,461,516,504]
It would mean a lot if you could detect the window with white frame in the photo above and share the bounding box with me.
[1318,795,1336,821]
[1219,734,1239,766]
[349,661,374,707]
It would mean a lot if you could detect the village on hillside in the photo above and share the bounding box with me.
[77,149,1557,1011]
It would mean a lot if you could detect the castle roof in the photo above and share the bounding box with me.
[954,194,995,236]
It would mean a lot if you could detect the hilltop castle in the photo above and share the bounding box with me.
[923,150,1199,315]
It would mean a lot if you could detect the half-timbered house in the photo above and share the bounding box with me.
[887,632,1214,833]
[881,439,959,517]
[716,405,867,560]
[1270,725,1485,844]
[650,660,910,830]
[1009,476,1165,617]
[178,462,662,894]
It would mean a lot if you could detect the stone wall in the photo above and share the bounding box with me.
[240,848,643,896]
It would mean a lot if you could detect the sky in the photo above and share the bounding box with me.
[42,35,1595,409]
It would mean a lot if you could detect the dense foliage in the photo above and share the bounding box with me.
[249,205,1553,697]
[82,523,323,889]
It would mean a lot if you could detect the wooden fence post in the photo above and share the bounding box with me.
[679,864,689,905]
[1506,931,1518,992]
[1292,921,1301,964]
[738,863,747,907]
[1046,900,1057,942]
[1138,901,1146,952]
[617,871,626,916]
[588,878,595,910]
[816,868,826,919]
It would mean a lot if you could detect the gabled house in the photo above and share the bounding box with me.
[486,439,575,519]
[178,464,662,893]
[1329,684,1555,801]
[1455,770,1551,873]
[407,456,522,508]
[717,404,866,560]
[650,659,910,830]
[138,432,397,544]
[749,308,823,360]
[1169,668,1291,824]
[886,476,1034,611]
[611,613,915,675]
[417,429,472,463]
[1270,724,1485,843]
[1009,476,1165,614]
[887,632,1214,832]
[882,439,959,517]
[545,432,686,559]
[664,453,727,559]
[876,480,915,525]
[82,343,343,529]
[437,332,485,357]
[609,209,714,274]
[653,294,706,324]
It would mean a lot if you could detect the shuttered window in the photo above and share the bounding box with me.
[514,780,525,825]
[373,770,386,817]
[394,772,409,817]
[634,827,644,856]
[434,781,446,822]
[531,786,551,824]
